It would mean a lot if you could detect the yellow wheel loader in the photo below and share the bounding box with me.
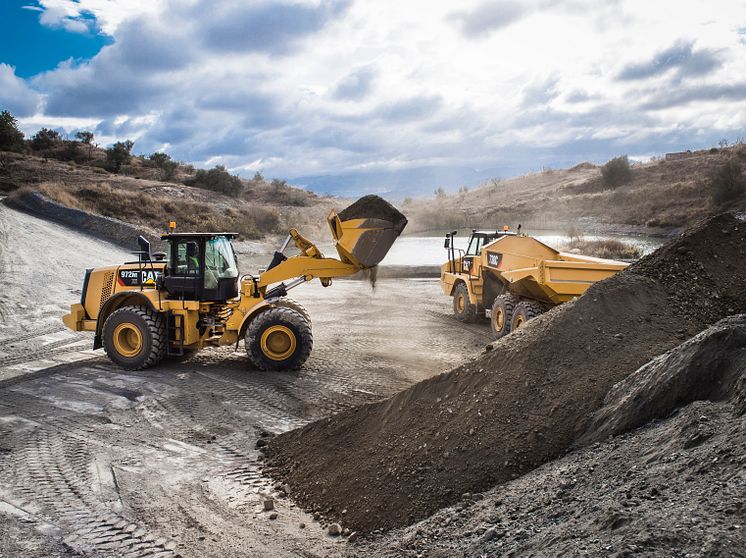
[62,195,407,371]
[440,227,628,339]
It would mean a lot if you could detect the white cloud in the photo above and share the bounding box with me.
[7,0,746,194]
[0,64,42,117]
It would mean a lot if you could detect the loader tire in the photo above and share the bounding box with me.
[510,300,544,331]
[246,307,313,371]
[273,297,312,326]
[103,306,167,370]
[453,282,478,323]
[490,293,519,339]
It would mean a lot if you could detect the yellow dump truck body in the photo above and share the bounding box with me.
[440,232,628,313]
[481,235,628,304]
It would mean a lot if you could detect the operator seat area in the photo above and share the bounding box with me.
[162,233,240,301]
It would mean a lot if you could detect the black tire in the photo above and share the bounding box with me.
[273,297,312,326]
[246,307,313,371]
[453,282,478,323]
[510,300,544,331]
[490,293,519,339]
[102,306,166,370]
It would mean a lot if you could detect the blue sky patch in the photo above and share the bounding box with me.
[0,1,110,78]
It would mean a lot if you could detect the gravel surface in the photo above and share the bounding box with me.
[0,204,490,557]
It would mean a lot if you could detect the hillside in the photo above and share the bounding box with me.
[403,146,746,235]
[0,148,338,249]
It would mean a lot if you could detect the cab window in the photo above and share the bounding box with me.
[466,235,496,256]
[174,240,201,275]
[204,237,239,290]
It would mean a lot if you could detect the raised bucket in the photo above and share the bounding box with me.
[328,195,408,269]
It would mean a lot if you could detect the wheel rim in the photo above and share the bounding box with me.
[112,323,143,358]
[260,325,297,361]
[514,314,525,329]
[493,308,504,331]
[456,294,465,313]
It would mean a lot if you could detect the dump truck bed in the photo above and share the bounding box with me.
[481,235,628,304]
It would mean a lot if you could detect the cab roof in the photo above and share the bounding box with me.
[160,232,239,240]
[472,230,517,237]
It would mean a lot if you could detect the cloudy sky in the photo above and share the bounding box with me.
[1,0,746,196]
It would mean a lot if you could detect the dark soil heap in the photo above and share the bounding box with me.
[338,195,408,234]
[265,213,746,533]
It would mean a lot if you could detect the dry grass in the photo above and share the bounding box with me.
[404,146,746,234]
[18,182,280,240]
[560,238,642,260]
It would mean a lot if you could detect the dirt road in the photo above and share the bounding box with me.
[0,204,490,557]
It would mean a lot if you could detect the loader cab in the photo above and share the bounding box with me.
[162,233,240,302]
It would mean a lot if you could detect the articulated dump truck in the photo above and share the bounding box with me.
[440,228,628,339]
[63,195,407,371]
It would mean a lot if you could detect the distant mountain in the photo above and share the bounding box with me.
[291,165,530,200]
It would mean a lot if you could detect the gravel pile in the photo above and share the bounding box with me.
[265,213,746,534]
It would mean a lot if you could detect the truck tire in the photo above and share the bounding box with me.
[273,297,312,326]
[510,300,544,331]
[453,282,478,323]
[102,306,167,370]
[246,307,313,371]
[490,293,519,339]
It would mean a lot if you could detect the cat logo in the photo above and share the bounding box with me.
[487,251,503,268]
[118,269,162,287]
[462,258,472,273]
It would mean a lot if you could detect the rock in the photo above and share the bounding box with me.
[480,527,497,542]
[313,512,321,521]
[299,522,306,529]
[342,528,350,536]
[328,523,342,536]
[347,531,359,543]
[256,439,268,448]
[269,512,278,520]
[263,499,274,512]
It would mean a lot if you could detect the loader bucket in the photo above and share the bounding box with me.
[328,195,408,268]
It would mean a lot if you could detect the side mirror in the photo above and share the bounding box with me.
[444,235,450,249]
[137,235,151,262]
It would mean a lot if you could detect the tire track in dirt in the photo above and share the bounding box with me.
[0,428,179,558]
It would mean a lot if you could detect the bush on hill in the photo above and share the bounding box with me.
[30,128,62,151]
[601,155,633,188]
[185,165,244,197]
[105,140,134,173]
[708,158,746,205]
[0,111,26,152]
[148,152,179,181]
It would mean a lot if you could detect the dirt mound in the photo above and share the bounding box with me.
[350,397,746,557]
[577,315,746,446]
[265,213,746,533]
[338,195,408,234]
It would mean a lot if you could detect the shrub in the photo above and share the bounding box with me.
[268,178,310,206]
[105,140,134,172]
[0,111,25,152]
[59,141,82,162]
[185,165,244,197]
[30,128,62,151]
[75,131,94,159]
[561,238,642,260]
[148,152,179,181]
[600,155,633,188]
[708,158,746,204]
